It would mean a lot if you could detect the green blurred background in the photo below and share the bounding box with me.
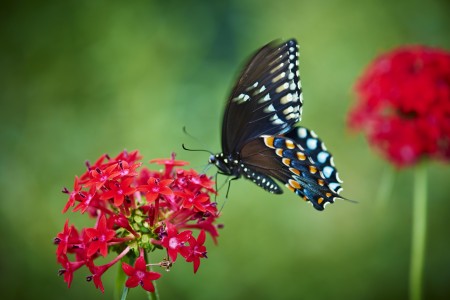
[1,0,449,299]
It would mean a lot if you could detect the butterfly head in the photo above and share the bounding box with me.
[209,153,237,176]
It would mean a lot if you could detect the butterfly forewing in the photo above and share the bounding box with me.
[222,39,303,154]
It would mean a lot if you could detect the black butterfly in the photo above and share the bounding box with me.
[209,39,344,211]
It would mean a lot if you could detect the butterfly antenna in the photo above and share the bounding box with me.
[182,126,214,155]
[182,143,214,156]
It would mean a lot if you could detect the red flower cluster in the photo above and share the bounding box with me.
[348,46,450,167]
[54,151,220,293]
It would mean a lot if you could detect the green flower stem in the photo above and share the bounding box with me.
[409,163,427,300]
[118,255,133,300]
[376,165,395,208]
[113,247,132,300]
[147,283,159,300]
[144,251,160,300]
[120,287,129,300]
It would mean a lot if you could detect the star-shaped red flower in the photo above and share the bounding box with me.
[55,219,72,256]
[138,177,173,202]
[86,164,120,190]
[160,222,192,262]
[62,176,82,213]
[122,256,161,292]
[99,177,136,206]
[175,190,210,212]
[85,215,116,257]
[180,230,207,273]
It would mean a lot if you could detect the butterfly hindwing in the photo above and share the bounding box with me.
[285,127,343,194]
[221,39,303,154]
[240,133,343,211]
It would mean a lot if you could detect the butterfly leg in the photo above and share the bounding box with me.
[215,175,240,215]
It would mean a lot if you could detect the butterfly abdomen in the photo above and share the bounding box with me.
[241,166,283,194]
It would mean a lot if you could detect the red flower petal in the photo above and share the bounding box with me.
[122,262,135,276]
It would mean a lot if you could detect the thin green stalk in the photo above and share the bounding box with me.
[114,248,133,300]
[121,287,130,300]
[376,165,395,209]
[144,251,160,300]
[147,284,159,300]
[409,164,427,300]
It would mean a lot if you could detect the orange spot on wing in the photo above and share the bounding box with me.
[282,158,291,166]
[275,148,283,157]
[264,136,275,148]
[326,192,332,198]
[309,165,317,174]
[296,152,306,161]
[317,179,325,186]
[289,167,301,176]
[285,184,295,192]
[317,197,324,205]
[285,140,295,149]
[288,179,301,190]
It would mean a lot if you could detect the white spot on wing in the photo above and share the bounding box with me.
[317,151,329,163]
[258,93,271,103]
[285,113,298,120]
[307,138,318,150]
[233,93,250,104]
[272,72,286,83]
[246,82,259,91]
[270,114,284,125]
[264,104,275,113]
[283,106,294,115]
[280,94,293,104]
[270,63,284,74]
[323,166,334,178]
[276,83,289,93]
[336,172,343,183]
[298,127,307,138]
[329,182,340,193]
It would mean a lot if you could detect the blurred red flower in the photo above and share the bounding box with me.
[348,46,450,167]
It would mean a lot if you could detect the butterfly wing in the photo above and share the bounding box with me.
[239,129,343,211]
[221,39,303,154]
[284,127,343,194]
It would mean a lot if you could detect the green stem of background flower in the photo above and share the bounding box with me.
[409,163,427,300]
[376,165,394,208]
